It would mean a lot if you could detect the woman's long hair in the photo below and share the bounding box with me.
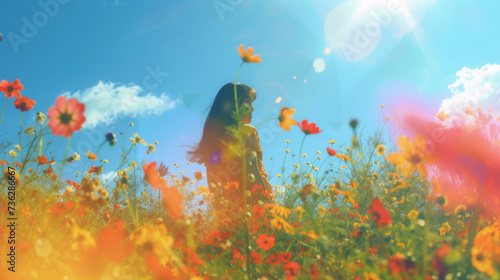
[187,83,256,165]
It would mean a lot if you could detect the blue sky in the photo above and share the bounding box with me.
[1,0,499,187]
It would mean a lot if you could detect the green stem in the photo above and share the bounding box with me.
[60,136,71,178]
[0,97,7,126]
[233,62,244,115]
[298,134,307,167]
[95,140,106,157]
[463,209,479,278]
[19,112,23,159]
[254,117,277,130]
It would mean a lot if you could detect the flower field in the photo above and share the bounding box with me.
[1,46,500,280]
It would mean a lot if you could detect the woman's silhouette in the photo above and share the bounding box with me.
[187,83,274,218]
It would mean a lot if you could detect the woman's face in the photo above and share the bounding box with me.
[241,100,254,124]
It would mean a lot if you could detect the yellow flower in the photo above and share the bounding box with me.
[103,159,108,164]
[381,105,385,109]
[407,210,418,219]
[318,205,326,216]
[269,214,294,235]
[471,224,500,276]
[155,140,158,145]
[299,230,318,240]
[376,144,386,156]
[439,222,451,235]
[148,144,155,152]
[364,272,381,280]
[36,111,46,123]
[328,139,336,144]
[386,134,436,177]
[14,145,22,151]
[386,117,391,121]
[286,139,291,143]
[130,223,173,258]
[8,150,17,157]
[24,126,34,135]
[335,154,355,163]
[237,44,261,63]
[278,107,297,131]
[71,221,96,250]
[273,205,292,218]
[295,206,305,219]
[130,122,134,126]
[454,205,467,215]
[443,222,451,232]
[397,243,405,249]
[129,133,147,146]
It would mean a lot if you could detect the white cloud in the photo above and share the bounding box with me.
[101,171,117,183]
[64,81,181,129]
[439,64,500,126]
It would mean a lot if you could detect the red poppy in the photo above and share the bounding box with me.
[368,197,392,227]
[48,95,86,137]
[309,265,320,279]
[250,251,262,264]
[265,253,283,265]
[256,234,275,250]
[253,204,265,219]
[0,79,24,98]
[298,120,321,135]
[281,251,292,264]
[326,147,336,156]
[14,96,36,112]
[231,248,246,266]
[284,262,301,280]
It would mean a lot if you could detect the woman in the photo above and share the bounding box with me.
[187,83,274,213]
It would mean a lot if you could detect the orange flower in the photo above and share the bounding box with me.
[256,234,275,250]
[386,134,436,177]
[161,186,183,220]
[143,161,166,189]
[48,95,86,137]
[237,44,261,63]
[0,79,23,98]
[435,111,450,122]
[14,96,36,112]
[86,151,97,161]
[279,107,297,131]
[37,155,55,165]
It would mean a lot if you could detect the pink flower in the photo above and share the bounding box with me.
[48,96,86,137]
